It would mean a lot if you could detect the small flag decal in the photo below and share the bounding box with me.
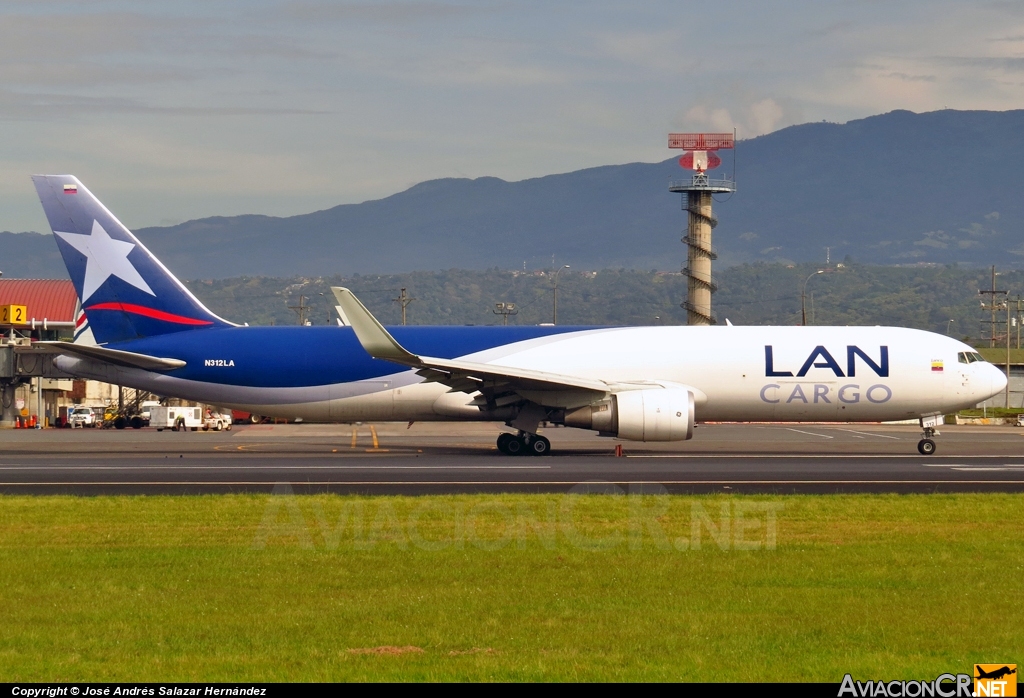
[63,184,77,194]
[931,359,944,372]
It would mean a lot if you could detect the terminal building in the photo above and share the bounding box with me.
[0,279,120,427]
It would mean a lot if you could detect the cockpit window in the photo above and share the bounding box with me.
[958,351,987,364]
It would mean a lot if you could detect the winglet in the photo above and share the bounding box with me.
[331,287,420,365]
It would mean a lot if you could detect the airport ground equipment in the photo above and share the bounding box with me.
[202,409,232,431]
[668,133,736,326]
[150,405,203,432]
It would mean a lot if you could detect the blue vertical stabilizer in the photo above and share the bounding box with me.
[32,175,234,344]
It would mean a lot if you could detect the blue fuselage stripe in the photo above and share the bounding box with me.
[110,325,593,388]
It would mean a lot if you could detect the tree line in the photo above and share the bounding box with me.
[182,263,1024,346]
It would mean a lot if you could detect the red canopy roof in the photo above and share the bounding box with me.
[0,279,78,323]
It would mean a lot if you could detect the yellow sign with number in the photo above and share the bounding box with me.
[1,305,28,325]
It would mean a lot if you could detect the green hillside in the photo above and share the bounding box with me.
[184,263,1024,346]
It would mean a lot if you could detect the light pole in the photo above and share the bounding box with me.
[801,270,825,326]
[493,302,517,326]
[552,265,569,324]
[946,318,955,336]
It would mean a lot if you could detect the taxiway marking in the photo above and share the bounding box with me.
[0,465,551,471]
[837,429,902,440]
[784,428,834,439]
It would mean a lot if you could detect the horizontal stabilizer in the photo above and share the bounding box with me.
[32,341,186,371]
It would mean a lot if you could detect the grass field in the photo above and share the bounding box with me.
[0,492,1020,681]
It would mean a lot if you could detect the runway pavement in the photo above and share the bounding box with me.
[0,421,1022,494]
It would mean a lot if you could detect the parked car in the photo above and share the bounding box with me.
[66,405,97,428]
[150,405,203,432]
[203,409,232,431]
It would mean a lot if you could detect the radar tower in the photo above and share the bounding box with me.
[668,133,736,325]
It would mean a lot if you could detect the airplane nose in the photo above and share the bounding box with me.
[990,365,1008,396]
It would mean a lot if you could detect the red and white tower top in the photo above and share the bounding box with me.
[668,132,735,172]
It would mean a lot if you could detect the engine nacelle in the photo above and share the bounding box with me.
[563,388,695,442]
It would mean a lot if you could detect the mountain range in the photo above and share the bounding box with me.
[3,108,1023,279]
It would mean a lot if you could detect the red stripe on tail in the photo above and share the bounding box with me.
[85,302,215,326]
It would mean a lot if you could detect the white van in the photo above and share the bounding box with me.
[151,405,204,432]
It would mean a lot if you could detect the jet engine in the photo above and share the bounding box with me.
[561,388,695,441]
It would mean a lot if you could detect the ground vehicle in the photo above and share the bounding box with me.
[1016,414,1024,428]
[150,405,203,432]
[203,409,232,431]
[231,409,264,425]
[66,405,97,428]
[139,400,161,426]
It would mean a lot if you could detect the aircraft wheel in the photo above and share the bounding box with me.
[504,435,525,456]
[917,438,936,456]
[496,433,514,454]
[528,435,551,456]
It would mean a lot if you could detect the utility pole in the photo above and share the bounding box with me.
[493,302,517,326]
[1007,298,1012,409]
[979,266,1007,348]
[801,269,825,326]
[551,265,569,325]
[288,295,310,325]
[393,288,415,326]
[318,292,332,325]
[1015,296,1023,350]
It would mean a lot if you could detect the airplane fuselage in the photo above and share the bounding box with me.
[54,324,1005,426]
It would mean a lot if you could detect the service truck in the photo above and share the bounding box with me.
[150,405,203,431]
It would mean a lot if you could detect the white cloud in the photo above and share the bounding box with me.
[748,99,785,137]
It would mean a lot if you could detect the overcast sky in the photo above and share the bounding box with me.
[3,0,1024,232]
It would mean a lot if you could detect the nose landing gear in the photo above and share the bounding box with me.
[918,426,938,455]
[497,431,551,456]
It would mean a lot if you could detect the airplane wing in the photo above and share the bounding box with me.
[29,341,186,372]
[332,287,612,408]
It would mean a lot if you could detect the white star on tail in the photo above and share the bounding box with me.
[55,220,155,302]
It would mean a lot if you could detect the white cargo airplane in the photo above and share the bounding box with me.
[33,175,1007,456]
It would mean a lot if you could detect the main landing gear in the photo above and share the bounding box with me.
[918,427,938,456]
[497,431,551,456]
